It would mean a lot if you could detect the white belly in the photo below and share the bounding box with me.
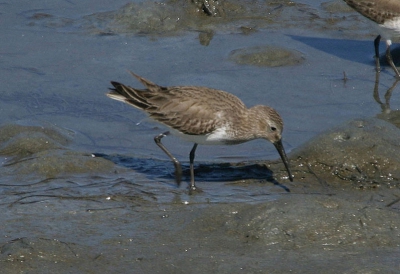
[382,17,400,38]
[170,126,239,145]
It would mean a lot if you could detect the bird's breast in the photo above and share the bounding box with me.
[382,17,400,35]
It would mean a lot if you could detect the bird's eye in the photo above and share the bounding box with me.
[271,126,277,131]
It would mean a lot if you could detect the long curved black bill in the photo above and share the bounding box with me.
[273,139,293,182]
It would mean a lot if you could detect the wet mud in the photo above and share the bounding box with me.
[23,0,361,42]
[1,117,400,273]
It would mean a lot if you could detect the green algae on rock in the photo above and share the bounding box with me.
[0,124,115,179]
[229,45,305,67]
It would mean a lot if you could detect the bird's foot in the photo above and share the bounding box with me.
[188,185,203,195]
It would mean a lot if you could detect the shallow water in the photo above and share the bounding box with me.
[1,0,400,272]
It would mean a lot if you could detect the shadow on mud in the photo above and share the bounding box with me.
[93,153,291,191]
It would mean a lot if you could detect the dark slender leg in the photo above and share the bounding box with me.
[189,143,199,193]
[373,70,380,104]
[373,70,399,115]
[385,43,400,78]
[154,131,182,186]
[384,79,399,104]
[374,35,381,73]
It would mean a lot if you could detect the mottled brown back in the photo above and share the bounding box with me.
[344,0,400,24]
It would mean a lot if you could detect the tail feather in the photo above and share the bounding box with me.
[107,72,169,111]
[108,81,151,110]
[128,71,167,92]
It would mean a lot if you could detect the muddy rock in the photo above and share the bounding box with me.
[229,45,305,67]
[0,238,96,273]
[290,118,400,188]
[0,124,116,179]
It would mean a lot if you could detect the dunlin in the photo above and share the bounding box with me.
[343,0,400,77]
[107,71,293,192]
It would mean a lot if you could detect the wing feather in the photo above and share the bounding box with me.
[107,73,247,135]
